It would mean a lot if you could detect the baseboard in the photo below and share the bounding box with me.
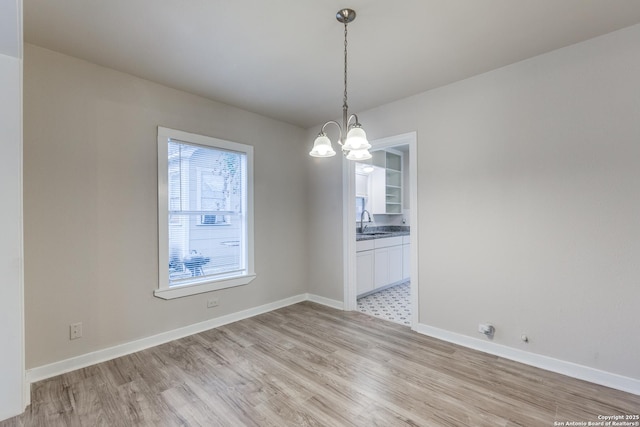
[26,293,309,384]
[34,297,637,397]
[415,323,640,396]
[23,379,30,408]
[306,293,344,310]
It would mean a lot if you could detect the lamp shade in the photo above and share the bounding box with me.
[309,134,336,157]
[343,126,371,151]
[346,148,372,161]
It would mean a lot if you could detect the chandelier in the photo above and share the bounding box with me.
[309,8,372,161]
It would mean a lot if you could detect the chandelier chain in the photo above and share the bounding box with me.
[343,22,348,111]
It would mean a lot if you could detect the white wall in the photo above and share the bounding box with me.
[0,51,25,422]
[0,0,20,58]
[306,148,345,301]
[0,0,25,421]
[23,45,309,369]
[309,23,640,382]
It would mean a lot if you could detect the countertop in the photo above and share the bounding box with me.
[356,226,410,241]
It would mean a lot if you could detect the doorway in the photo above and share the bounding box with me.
[344,132,418,329]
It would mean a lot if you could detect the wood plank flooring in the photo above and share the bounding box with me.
[3,302,639,426]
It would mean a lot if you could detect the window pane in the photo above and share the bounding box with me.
[356,197,365,221]
[167,139,247,287]
[168,213,245,286]
[168,141,244,214]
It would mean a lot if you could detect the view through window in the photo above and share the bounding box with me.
[156,127,255,299]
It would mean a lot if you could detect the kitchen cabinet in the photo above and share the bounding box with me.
[371,150,403,214]
[370,166,385,214]
[374,247,390,289]
[356,250,374,295]
[388,245,403,284]
[357,235,406,296]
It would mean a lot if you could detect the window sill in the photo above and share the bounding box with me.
[154,273,257,300]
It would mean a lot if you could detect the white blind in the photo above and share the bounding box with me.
[167,139,247,287]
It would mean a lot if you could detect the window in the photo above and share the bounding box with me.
[155,127,255,299]
[356,196,366,221]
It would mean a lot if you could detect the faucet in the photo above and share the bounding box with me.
[359,209,372,234]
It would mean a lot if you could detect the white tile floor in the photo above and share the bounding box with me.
[357,281,411,326]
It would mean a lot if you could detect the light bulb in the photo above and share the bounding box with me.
[343,126,371,151]
[346,148,372,161]
[309,134,336,157]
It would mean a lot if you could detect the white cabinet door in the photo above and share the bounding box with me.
[370,166,386,214]
[355,173,369,197]
[374,247,390,288]
[356,250,375,295]
[388,245,403,284]
[403,243,411,280]
[361,236,409,294]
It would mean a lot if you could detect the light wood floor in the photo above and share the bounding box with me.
[3,302,639,426]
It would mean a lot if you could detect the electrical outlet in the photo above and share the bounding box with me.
[207,297,220,308]
[478,323,495,336]
[70,322,83,340]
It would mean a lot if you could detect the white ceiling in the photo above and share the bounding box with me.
[24,0,640,128]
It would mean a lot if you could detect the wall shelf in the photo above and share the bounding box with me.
[371,150,403,215]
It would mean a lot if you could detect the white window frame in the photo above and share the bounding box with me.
[155,126,256,299]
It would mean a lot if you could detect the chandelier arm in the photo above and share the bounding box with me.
[347,114,360,129]
[320,120,344,146]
